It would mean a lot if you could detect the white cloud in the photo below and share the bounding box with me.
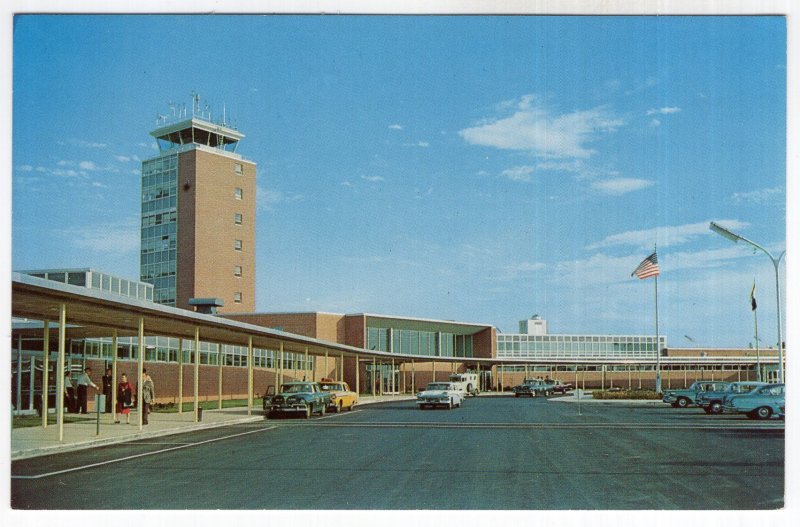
[500,165,535,183]
[79,161,97,170]
[646,106,681,115]
[590,178,654,195]
[388,124,404,130]
[586,219,750,250]
[730,187,784,205]
[17,165,33,172]
[361,175,385,182]
[649,118,661,127]
[60,217,139,254]
[492,261,546,281]
[403,141,429,148]
[114,155,132,163]
[459,94,623,158]
[257,186,303,210]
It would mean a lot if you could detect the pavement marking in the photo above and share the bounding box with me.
[270,421,784,431]
[11,425,278,480]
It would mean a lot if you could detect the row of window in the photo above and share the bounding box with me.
[497,364,759,372]
[498,335,665,344]
[366,327,474,358]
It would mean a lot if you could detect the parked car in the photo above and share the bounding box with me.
[662,381,730,408]
[266,381,331,418]
[416,382,464,409]
[512,379,552,397]
[319,379,358,413]
[548,379,573,394]
[695,381,769,414]
[722,383,785,420]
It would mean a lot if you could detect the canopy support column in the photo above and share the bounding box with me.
[56,303,66,441]
[194,327,200,422]
[247,336,253,416]
[218,343,223,410]
[42,322,50,428]
[137,317,144,431]
[111,330,118,423]
[178,337,183,414]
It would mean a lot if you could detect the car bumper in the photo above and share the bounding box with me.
[269,404,308,413]
[417,399,451,406]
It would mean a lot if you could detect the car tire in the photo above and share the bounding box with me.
[754,406,772,420]
[671,402,679,408]
[677,397,690,408]
[334,401,342,413]
[319,404,326,416]
[702,407,712,414]
[709,402,722,415]
[515,393,520,398]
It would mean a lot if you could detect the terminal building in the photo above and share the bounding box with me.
[10,96,784,416]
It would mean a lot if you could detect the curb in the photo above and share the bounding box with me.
[548,396,664,406]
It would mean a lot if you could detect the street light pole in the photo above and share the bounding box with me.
[709,222,785,383]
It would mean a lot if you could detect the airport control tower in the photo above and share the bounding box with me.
[140,94,256,312]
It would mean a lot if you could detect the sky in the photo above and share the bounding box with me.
[9,14,789,348]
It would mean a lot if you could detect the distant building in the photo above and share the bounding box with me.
[141,96,256,312]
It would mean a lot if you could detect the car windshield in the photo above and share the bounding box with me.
[426,383,451,390]
[320,383,343,391]
[733,384,760,393]
[281,384,313,393]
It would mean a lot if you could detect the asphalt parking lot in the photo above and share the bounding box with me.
[11,395,784,510]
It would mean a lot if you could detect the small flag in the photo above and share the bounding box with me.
[750,281,757,311]
[631,251,660,279]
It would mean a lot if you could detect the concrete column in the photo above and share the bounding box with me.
[392,358,396,396]
[218,343,223,410]
[500,364,504,392]
[432,360,436,383]
[372,358,376,397]
[638,366,643,389]
[525,363,529,381]
[247,336,253,416]
[684,367,687,388]
[401,363,406,394]
[42,322,50,428]
[111,330,118,423]
[628,366,632,389]
[325,351,329,379]
[340,353,344,382]
[278,342,284,387]
[194,327,200,423]
[57,303,66,441]
[304,346,309,381]
[15,339,22,414]
[411,359,415,393]
[355,355,360,394]
[137,317,144,431]
[178,337,184,414]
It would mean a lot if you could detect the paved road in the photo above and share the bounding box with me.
[11,396,784,509]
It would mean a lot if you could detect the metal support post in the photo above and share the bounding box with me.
[178,337,183,414]
[42,322,50,428]
[194,327,200,422]
[247,336,253,416]
[218,343,223,410]
[137,317,144,431]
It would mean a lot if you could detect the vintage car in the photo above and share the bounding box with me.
[695,381,769,414]
[266,381,331,418]
[512,379,552,397]
[318,379,358,412]
[548,379,573,394]
[722,383,785,420]
[416,382,464,409]
[662,381,730,408]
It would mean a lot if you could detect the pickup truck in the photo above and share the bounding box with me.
[266,381,331,418]
[662,381,730,408]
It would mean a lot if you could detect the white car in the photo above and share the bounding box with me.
[416,382,464,410]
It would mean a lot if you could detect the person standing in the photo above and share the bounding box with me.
[116,373,134,424]
[141,369,155,425]
[64,371,76,413]
[76,367,100,414]
[102,367,114,413]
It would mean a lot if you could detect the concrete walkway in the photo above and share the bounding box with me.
[11,394,415,461]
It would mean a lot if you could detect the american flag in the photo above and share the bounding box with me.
[631,252,660,279]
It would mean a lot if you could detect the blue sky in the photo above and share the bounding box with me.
[11,15,787,347]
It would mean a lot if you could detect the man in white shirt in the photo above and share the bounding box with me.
[76,367,99,414]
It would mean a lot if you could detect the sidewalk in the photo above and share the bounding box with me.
[11,394,415,461]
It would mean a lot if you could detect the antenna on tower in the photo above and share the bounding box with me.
[168,101,176,119]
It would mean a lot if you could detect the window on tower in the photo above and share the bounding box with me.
[234,239,242,251]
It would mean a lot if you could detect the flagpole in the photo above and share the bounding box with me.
[654,274,661,393]
[754,309,761,382]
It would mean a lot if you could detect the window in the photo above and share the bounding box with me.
[234,163,243,175]
[234,187,243,200]
[234,265,242,277]
[234,292,242,304]
[234,213,242,225]
[234,239,242,251]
